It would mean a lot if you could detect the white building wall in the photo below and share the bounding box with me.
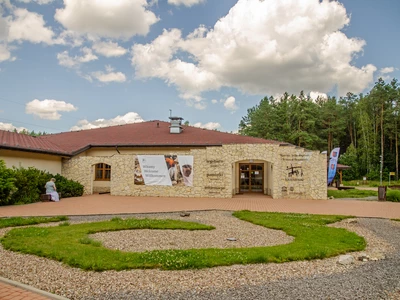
[0,149,62,174]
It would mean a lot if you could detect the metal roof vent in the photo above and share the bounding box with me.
[169,116,183,134]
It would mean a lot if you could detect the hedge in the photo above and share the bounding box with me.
[0,160,84,206]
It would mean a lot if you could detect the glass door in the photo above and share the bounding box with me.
[250,164,263,192]
[239,163,264,193]
[239,164,250,192]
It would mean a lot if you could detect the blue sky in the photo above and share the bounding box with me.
[0,0,399,134]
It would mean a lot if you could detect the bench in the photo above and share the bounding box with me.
[40,193,62,202]
[40,194,52,201]
[337,186,355,190]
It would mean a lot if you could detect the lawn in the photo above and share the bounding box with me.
[0,216,68,229]
[0,211,366,271]
[343,179,400,187]
[328,189,377,199]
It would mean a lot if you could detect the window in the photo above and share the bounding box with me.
[95,163,111,181]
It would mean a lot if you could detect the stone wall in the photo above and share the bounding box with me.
[61,144,327,200]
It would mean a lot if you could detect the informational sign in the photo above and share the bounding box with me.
[134,155,193,186]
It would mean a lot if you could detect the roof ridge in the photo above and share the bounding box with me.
[1,121,283,156]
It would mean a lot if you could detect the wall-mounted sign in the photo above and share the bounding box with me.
[285,164,304,181]
[280,154,311,161]
[134,155,193,186]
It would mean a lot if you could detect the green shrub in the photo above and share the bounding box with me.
[0,160,16,205]
[366,169,380,181]
[10,167,49,204]
[0,161,84,206]
[386,190,400,202]
[53,174,84,198]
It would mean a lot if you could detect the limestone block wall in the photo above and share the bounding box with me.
[274,146,327,200]
[61,143,327,200]
[62,155,113,195]
[93,181,110,193]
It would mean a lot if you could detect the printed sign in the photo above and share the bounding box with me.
[134,155,193,187]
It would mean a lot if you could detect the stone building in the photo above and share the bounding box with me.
[0,119,327,199]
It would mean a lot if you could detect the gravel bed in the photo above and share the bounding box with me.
[91,211,293,251]
[0,212,399,300]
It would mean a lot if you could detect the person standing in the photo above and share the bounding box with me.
[45,178,60,201]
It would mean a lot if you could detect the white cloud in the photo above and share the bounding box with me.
[57,47,98,68]
[223,96,238,111]
[91,65,126,83]
[54,30,85,47]
[70,112,144,131]
[131,0,376,101]
[17,0,54,4]
[93,41,127,57]
[168,0,205,7]
[309,91,328,101]
[55,0,159,39]
[192,122,221,130]
[0,43,11,61]
[379,67,394,74]
[0,9,8,40]
[193,102,206,110]
[131,29,220,101]
[25,99,78,120]
[211,99,218,104]
[378,67,397,81]
[7,8,55,44]
[0,1,12,9]
[0,122,27,132]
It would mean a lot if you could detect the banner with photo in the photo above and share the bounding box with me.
[134,155,193,187]
[327,147,340,185]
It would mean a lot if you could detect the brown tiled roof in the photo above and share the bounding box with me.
[0,130,69,155]
[337,163,351,170]
[1,121,281,156]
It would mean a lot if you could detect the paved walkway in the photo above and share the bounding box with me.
[0,194,400,299]
[0,277,67,300]
[0,194,399,219]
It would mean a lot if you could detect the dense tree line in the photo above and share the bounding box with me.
[15,129,47,136]
[239,78,400,181]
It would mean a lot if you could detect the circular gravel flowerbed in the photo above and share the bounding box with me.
[0,211,398,300]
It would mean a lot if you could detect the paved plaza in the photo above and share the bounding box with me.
[0,194,399,219]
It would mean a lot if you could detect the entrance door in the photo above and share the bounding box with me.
[239,163,264,193]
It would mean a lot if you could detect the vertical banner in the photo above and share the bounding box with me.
[327,147,340,185]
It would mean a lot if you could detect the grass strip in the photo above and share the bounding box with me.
[0,216,68,229]
[328,189,377,198]
[1,212,365,271]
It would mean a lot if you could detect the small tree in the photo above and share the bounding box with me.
[338,144,359,180]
